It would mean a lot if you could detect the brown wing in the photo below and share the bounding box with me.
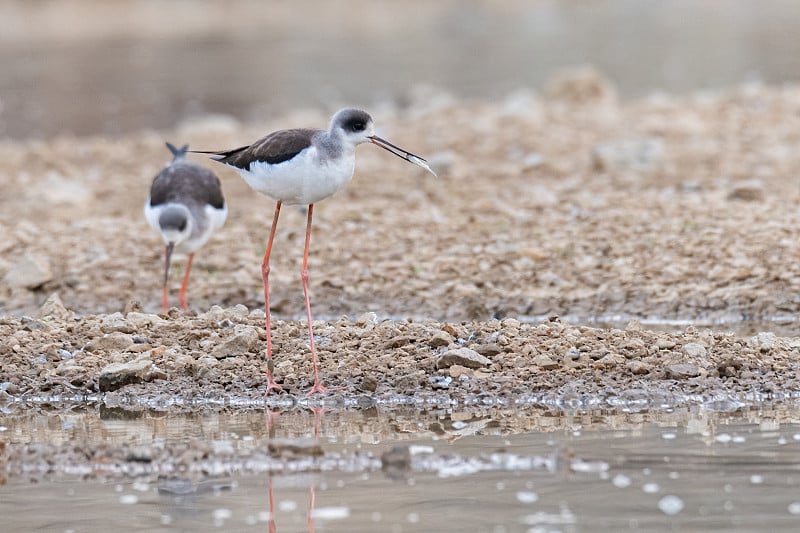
[199,128,320,169]
[149,162,225,210]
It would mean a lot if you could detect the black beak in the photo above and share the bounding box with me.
[368,136,437,176]
[163,242,175,288]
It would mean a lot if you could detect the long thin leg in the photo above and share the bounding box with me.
[302,204,326,395]
[178,252,194,311]
[263,201,283,393]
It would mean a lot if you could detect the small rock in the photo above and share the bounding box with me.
[625,319,643,332]
[227,304,250,318]
[618,338,647,358]
[98,357,153,392]
[355,312,378,325]
[441,323,463,339]
[37,293,73,320]
[592,138,664,172]
[532,355,559,370]
[87,332,134,353]
[3,254,53,289]
[655,339,676,350]
[383,335,413,349]
[727,179,765,201]
[589,348,610,360]
[750,332,777,353]
[359,375,378,393]
[627,361,652,375]
[435,348,491,370]
[211,326,260,359]
[448,364,474,378]
[427,331,453,348]
[593,353,626,369]
[717,357,742,378]
[124,300,144,313]
[125,312,166,329]
[100,312,135,334]
[665,363,701,380]
[474,343,503,357]
[682,343,707,358]
[20,316,47,331]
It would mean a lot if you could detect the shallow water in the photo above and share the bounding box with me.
[4,404,800,531]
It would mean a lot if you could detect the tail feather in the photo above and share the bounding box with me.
[189,146,250,162]
[165,142,190,159]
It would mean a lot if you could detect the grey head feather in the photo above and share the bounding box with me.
[158,206,189,232]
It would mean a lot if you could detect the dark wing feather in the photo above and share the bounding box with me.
[149,162,225,209]
[196,128,319,169]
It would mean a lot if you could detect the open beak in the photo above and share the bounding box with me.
[163,242,175,288]
[368,136,437,177]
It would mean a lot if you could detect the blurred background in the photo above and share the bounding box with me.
[1,0,799,139]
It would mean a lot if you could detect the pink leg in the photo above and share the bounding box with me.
[161,245,170,314]
[263,201,284,394]
[302,204,326,395]
[178,252,194,311]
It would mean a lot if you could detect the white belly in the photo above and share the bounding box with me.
[233,146,356,205]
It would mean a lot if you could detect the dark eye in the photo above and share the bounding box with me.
[348,121,366,132]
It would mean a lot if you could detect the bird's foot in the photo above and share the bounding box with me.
[265,378,285,395]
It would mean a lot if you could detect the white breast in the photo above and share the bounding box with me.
[233,146,356,206]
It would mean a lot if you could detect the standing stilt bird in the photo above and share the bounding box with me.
[145,142,228,313]
[194,108,435,395]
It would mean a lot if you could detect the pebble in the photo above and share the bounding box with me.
[211,327,260,359]
[655,339,676,350]
[382,335,413,349]
[435,348,491,370]
[592,138,664,172]
[100,312,136,334]
[98,357,153,392]
[750,332,777,352]
[448,364,474,378]
[427,331,453,348]
[36,293,73,320]
[3,254,53,289]
[125,312,166,329]
[665,363,701,380]
[474,343,502,357]
[86,332,135,353]
[727,179,765,201]
[627,360,652,375]
[682,343,707,358]
[359,375,378,393]
[532,355,559,370]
